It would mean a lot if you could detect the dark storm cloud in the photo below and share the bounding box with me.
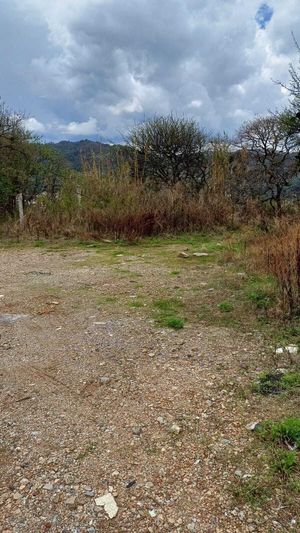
[3,0,300,140]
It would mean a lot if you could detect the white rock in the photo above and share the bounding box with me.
[286,345,298,355]
[171,423,181,434]
[149,509,157,518]
[192,252,209,257]
[178,252,190,258]
[95,493,118,518]
[276,347,284,355]
[245,421,260,431]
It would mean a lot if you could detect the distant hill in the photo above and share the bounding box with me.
[48,140,125,170]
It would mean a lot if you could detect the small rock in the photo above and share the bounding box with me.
[95,493,118,518]
[246,421,260,431]
[178,252,190,258]
[132,426,142,436]
[149,509,157,518]
[65,496,78,510]
[125,479,136,489]
[157,417,164,425]
[84,490,95,498]
[171,423,181,435]
[43,483,54,491]
[192,252,209,257]
[99,376,111,385]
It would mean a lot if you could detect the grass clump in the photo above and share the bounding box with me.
[232,479,270,506]
[253,371,300,395]
[258,418,300,449]
[270,450,299,477]
[218,300,234,313]
[163,316,185,329]
[153,298,185,329]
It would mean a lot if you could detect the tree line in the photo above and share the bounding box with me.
[0,41,299,223]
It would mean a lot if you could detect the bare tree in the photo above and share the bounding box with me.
[236,115,298,215]
[127,115,208,190]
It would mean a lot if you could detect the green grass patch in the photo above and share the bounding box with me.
[153,298,185,329]
[218,300,234,313]
[270,450,299,477]
[258,418,300,449]
[253,371,300,395]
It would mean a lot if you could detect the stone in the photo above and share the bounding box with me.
[132,426,142,436]
[246,421,260,431]
[178,252,190,258]
[95,493,118,518]
[43,483,54,491]
[99,376,111,385]
[171,423,181,435]
[65,496,78,510]
[149,509,157,518]
[192,252,209,257]
[0,314,28,323]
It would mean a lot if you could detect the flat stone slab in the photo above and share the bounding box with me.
[0,314,29,323]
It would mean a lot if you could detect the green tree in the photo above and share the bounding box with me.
[127,115,208,189]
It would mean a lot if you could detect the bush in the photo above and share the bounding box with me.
[3,158,234,241]
[250,220,300,315]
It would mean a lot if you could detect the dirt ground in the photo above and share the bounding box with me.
[0,240,298,532]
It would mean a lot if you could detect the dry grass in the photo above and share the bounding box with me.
[251,219,300,315]
[3,159,234,241]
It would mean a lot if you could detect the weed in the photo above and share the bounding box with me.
[153,298,183,312]
[258,418,300,448]
[270,449,298,477]
[163,316,185,329]
[130,300,144,309]
[232,479,270,506]
[153,298,185,329]
[248,289,273,310]
[252,371,285,395]
[218,300,234,312]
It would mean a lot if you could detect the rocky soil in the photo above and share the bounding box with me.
[0,242,298,532]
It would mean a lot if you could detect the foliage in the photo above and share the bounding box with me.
[253,371,300,395]
[235,114,298,215]
[258,418,300,448]
[127,115,208,189]
[251,220,300,315]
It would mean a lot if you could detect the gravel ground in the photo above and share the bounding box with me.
[0,243,298,532]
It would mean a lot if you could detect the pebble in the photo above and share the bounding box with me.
[171,423,181,434]
[65,496,78,510]
[43,483,54,491]
[99,376,111,384]
[132,426,142,436]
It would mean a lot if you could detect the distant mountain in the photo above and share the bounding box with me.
[48,139,125,170]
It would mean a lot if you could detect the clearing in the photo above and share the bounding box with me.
[0,235,299,532]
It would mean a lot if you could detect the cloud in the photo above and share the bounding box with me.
[24,117,46,133]
[3,0,300,140]
[58,117,99,136]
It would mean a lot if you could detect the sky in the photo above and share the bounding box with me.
[0,0,299,142]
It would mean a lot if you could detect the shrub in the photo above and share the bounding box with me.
[250,220,300,315]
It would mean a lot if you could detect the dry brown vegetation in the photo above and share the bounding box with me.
[3,158,234,241]
[250,219,300,315]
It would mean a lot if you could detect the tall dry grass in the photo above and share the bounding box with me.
[4,157,234,241]
[251,220,300,315]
